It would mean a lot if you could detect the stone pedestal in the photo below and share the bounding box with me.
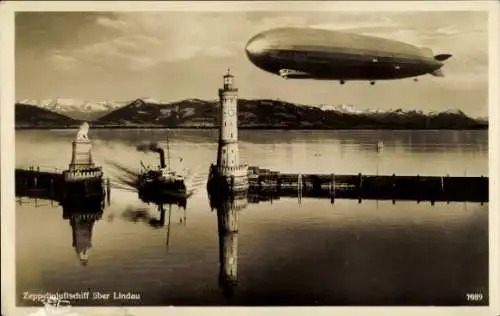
[64,139,103,183]
[69,140,95,170]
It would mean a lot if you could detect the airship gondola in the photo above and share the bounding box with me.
[245,27,452,85]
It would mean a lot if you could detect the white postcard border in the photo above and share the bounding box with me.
[1,1,499,316]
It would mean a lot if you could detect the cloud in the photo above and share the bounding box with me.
[95,16,129,30]
[308,14,398,33]
[434,25,462,36]
[43,10,487,84]
[20,10,487,116]
[48,53,81,71]
[48,12,401,72]
[313,12,488,84]
[53,12,248,71]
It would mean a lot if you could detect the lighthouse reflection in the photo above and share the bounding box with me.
[62,201,104,266]
[208,189,248,299]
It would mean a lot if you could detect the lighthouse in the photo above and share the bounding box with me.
[209,69,248,193]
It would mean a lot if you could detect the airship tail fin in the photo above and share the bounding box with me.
[430,69,445,77]
[434,54,452,62]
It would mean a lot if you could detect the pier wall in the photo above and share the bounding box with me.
[16,165,488,206]
[248,167,488,203]
[15,169,65,201]
[16,168,107,205]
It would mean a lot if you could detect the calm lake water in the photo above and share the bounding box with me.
[15,129,488,306]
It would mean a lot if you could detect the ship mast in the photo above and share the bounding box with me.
[166,204,171,252]
[166,132,171,170]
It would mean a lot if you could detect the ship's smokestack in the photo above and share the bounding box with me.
[137,142,166,168]
[157,149,165,169]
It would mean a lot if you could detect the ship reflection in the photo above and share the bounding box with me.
[62,201,104,267]
[150,202,186,252]
[208,190,248,299]
[122,192,188,252]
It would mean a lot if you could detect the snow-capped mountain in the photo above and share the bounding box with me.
[16,97,484,123]
[16,98,140,120]
[17,98,131,113]
[15,97,487,129]
[318,103,417,115]
[318,104,364,114]
[318,103,476,118]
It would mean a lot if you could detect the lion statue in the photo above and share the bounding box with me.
[76,122,90,141]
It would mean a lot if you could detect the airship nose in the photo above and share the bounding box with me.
[245,33,269,57]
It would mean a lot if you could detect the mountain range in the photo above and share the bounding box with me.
[15,98,488,130]
[16,98,132,121]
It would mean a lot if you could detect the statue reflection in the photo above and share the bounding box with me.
[62,201,104,267]
[208,190,248,299]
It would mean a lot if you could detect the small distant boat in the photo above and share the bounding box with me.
[376,140,384,151]
[138,134,187,199]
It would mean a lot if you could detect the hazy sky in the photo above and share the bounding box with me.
[15,11,489,116]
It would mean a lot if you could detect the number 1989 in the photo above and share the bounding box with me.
[466,293,483,301]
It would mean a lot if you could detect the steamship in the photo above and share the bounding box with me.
[137,137,187,201]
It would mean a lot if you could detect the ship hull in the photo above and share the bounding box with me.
[138,178,187,204]
[138,180,186,194]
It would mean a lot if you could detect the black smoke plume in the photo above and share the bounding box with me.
[137,142,165,168]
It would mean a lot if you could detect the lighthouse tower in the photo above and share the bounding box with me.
[210,69,248,192]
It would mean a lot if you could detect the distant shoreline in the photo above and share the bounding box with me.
[15,99,488,132]
[15,125,488,131]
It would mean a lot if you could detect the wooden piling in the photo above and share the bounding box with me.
[106,178,111,206]
[298,173,303,192]
[50,178,54,207]
[298,173,302,203]
[330,173,335,204]
[357,173,363,202]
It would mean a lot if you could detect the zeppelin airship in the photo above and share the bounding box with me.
[245,27,452,85]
